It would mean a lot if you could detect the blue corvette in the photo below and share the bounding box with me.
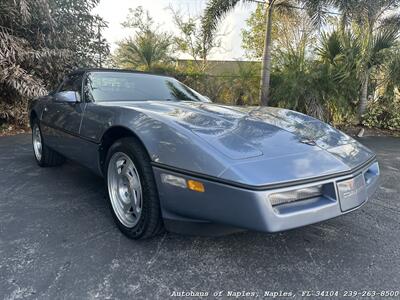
[29,69,380,239]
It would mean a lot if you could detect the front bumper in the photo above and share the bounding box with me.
[153,161,380,234]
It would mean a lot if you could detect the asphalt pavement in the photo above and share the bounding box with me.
[0,134,399,300]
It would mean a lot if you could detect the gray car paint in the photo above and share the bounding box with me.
[31,74,375,187]
[29,70,379,234]
[154,161,379,233]
[91,100,375,185]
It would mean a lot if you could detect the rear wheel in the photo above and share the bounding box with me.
[105,138,164,239]
[32,120,65,167]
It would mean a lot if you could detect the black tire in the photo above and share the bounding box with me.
[32,120,65,167]
[105,137,164,239]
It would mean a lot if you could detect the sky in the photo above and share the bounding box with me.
[94,0,258,61]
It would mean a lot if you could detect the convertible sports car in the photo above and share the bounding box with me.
[29,69,380,239]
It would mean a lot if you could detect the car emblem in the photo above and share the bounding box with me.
[299,138,317,146]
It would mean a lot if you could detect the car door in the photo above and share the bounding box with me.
[41,73,87,158]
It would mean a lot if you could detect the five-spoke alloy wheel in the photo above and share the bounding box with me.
[107,152,143,228]
[105,138,163,239]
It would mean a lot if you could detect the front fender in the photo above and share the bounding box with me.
[82,103,231,178]
[28,97,47,126]
[119,114,231,178]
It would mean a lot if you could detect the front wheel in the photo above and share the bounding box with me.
[105,138,164,239]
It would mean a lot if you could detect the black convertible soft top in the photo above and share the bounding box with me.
[68,68,173,78]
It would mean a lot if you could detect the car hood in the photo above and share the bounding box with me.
[107,101,375,186]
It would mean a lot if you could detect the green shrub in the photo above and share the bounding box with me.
[362,98,400,130]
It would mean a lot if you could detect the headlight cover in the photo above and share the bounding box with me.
[269,185,323,207]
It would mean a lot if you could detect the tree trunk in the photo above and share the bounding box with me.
[358,69,370,120]
[259,0,274,106]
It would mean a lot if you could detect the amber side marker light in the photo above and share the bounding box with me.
[187,180,205,193]
[161,174,205,193]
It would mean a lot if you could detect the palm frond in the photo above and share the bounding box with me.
[0,0,109,125]
[303,0,331,27]
[275,0,298,17]
[371,26,398,58]
[317,31,343,64]
[0,29,29,61]
[201,0,243,42]
[0,65,47,98]
[380,13,400,29]
[114,31,173,71]
[18,0,31,23]
[384,50,400,89]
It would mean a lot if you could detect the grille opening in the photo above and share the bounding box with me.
[364,162,379,186]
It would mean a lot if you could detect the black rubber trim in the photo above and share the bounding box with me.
[151,155,377,191]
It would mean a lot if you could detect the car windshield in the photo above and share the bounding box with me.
[84,71,210,102]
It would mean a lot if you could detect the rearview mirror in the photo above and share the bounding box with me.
[54,91,80,103]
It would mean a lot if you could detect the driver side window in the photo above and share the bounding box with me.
[59,74,83,97]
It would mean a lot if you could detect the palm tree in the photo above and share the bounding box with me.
[0,0,108,125]
[307,0,400,118]
[202,0,276,106]
[358,27,398,116]
[384,49,400,94]
[228,61,260,105]
[114,32,173,71]
[115,7,173,71]
[203,0,400,119]
[202,0,319,106]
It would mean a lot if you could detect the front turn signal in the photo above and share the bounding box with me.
[187,180,205,193]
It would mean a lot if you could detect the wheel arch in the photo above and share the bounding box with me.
[99,126,151,175]
[29,110,38,127]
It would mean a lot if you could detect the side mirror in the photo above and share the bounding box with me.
[54,91,80,103]
[204,96,212,103]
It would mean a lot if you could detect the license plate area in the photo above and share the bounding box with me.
[337,174,367,212]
